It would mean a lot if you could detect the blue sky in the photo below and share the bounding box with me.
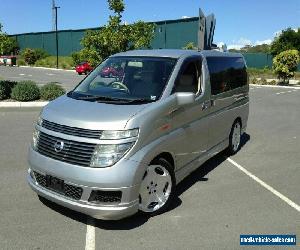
[1,0,299,49]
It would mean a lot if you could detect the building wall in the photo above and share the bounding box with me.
[9,18,300,70]
[10,17,199,56]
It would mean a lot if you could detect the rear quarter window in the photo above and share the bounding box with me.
[206,56,247,95]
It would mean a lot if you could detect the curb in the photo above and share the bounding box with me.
[1,84,299,108]
[19,65,74,72]
[0,101,49,108]
[250,84,300,89]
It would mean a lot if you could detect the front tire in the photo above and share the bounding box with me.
[138,158,175,216]
[227,120,242,155]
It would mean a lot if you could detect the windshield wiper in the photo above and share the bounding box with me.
[76,95,126,102]
[76,95,155,104]
[124,98,155,104]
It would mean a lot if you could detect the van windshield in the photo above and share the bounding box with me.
[70,56,177,103]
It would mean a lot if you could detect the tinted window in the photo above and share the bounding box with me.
[206,57,247,95]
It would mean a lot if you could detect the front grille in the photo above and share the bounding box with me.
[88,190,122,203]
[34,171,83,200]
[37,132,96,167]
[34,171,47,187]
[42,119,102,139]
[64,183,83,200]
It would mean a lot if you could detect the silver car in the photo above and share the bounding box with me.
[27,49,249,220]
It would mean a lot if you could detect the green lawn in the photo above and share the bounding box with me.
[17,56,74,70]
[247,67,300,80]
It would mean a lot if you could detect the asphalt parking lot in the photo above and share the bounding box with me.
[0,85,299,250]
[0,66,85,91]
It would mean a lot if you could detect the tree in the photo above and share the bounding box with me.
[21,48,37,65]
[229,44,271,53]
[0,23,18,55]
[270,28,300,56]
[273,49,300,83]
[244,44,270,53]
[182,42,197,50]
[73,0,155,66]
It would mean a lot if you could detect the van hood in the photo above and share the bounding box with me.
[42,95,149,130]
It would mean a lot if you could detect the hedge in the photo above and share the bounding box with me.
[11,81,40,101]
[40,83,65,101]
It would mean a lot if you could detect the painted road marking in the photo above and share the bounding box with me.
[249,84,299,89]
[46,73,55,76]
[85,217,95,250]
[19,73,25,76]
[227,158,300,213]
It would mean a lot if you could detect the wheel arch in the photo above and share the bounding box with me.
[150,152,175,171]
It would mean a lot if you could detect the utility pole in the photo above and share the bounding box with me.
[53,6,60,69]
[52,0,56,31]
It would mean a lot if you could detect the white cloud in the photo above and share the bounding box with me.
[227,44,244,50]
[181,16,190,19]
[226,37,272,50]
[236,37,252,46]
[226,37,252,50]
[220,27,298,50]
[254,39,272,45]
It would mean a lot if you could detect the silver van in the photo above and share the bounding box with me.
[27,49,249,220]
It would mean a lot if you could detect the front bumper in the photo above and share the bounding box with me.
[27,170,139,220]
[27,147,147,220]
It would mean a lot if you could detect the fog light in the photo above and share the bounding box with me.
[31,128,40,151]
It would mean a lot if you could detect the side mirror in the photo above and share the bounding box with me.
[175,92,195,106]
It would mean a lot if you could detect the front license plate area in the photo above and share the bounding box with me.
[46,175,64,193]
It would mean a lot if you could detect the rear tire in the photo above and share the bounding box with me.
[226,120,242,155]
[138,158,176,216]
[78,72,82,75]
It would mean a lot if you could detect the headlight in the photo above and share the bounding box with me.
[36,115,43,126]
[90,142,134,168]
[32,128,40,151]
[100,129,139,140]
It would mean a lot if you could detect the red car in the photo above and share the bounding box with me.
[75,62,93,75]
[100,66,124,78]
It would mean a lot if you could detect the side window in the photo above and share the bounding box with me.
[229,57,248,89]
[173,60,201,94]
[206,57,247,95]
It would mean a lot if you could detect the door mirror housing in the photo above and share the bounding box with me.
[175,92,195,106]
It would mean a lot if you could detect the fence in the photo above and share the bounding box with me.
[9,17,300,70]
[10,17,199,56]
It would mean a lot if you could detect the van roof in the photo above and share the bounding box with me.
[112,49,243,59]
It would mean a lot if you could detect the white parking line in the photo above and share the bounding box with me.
[227,158,300,212]
[85,217,95,250]
[249,84,299,89]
